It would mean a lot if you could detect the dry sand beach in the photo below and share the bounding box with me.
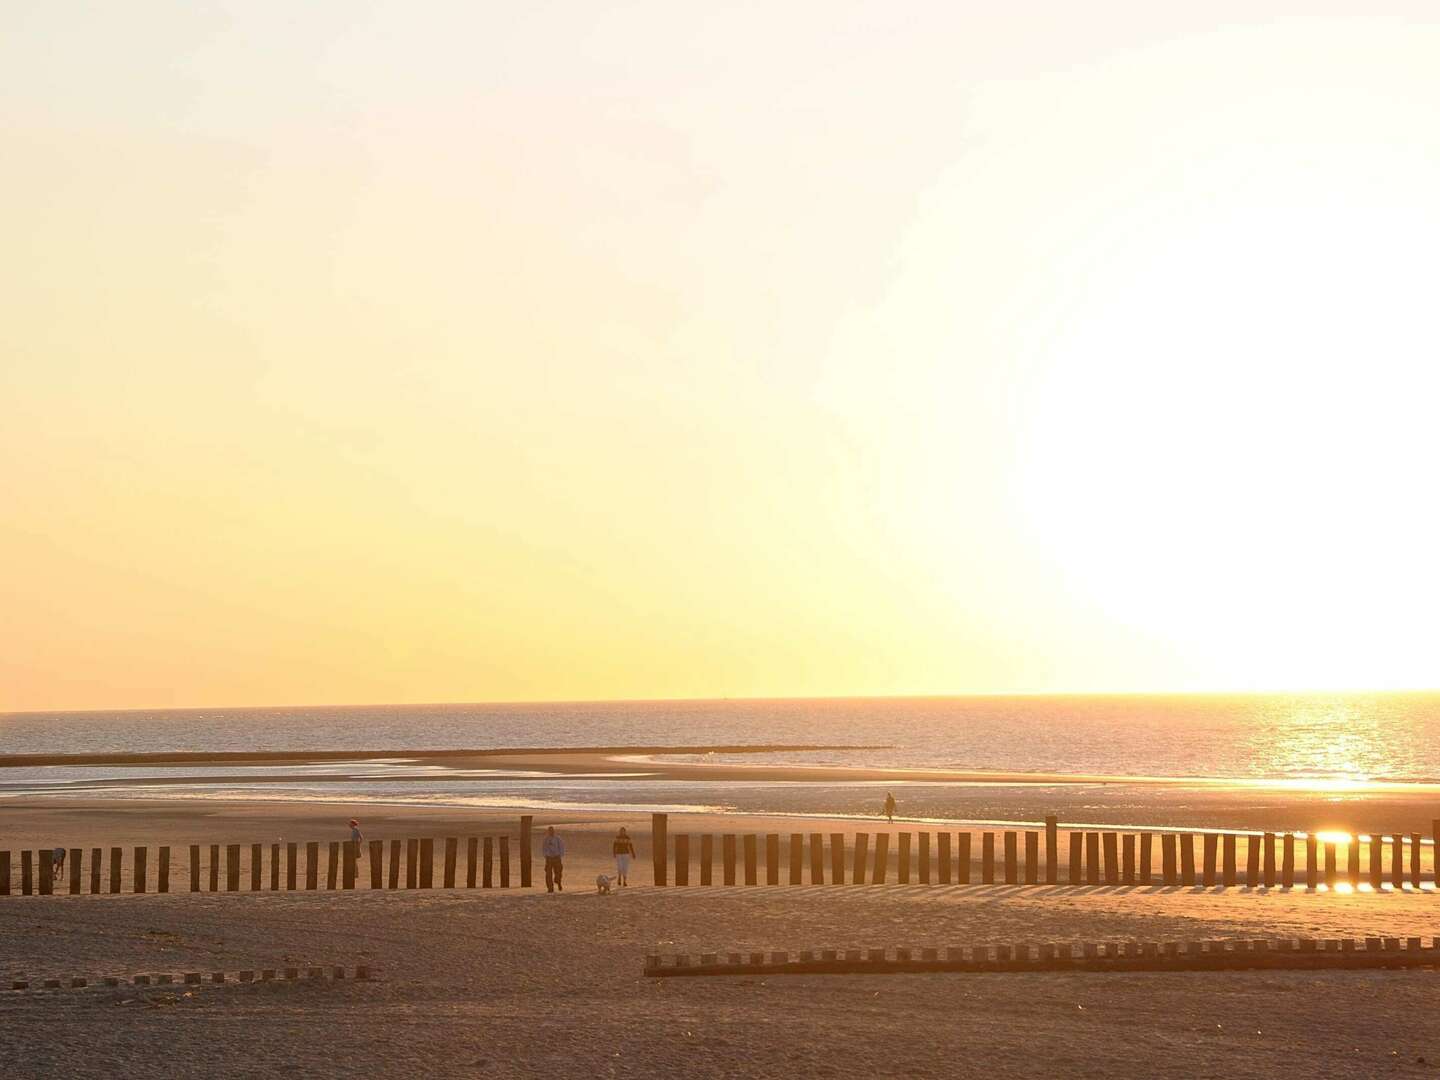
[5,796,1440,1078]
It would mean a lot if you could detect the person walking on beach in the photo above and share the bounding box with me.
[349,819,365,858]
[541,826,566,892]
[612,827,637,887]
[883,792,896,824]
[51,847,66,874]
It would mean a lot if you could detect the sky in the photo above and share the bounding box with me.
[4,3,1440,710]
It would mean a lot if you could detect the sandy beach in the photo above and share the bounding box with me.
[5,797,1440,1078]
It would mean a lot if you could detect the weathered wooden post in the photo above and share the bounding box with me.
[249,843,262,890]
[190,845,201,892]
[386,840,399,889]
[872,833,889,884]
[1324,840,1337,886]
[853,833,869,884]
[70,848,83,894]
[1281,834,1295,889]
[1369,835,1382,890]
[1004,832,1019,885]
[1222,835,1237,887]
[1411,833,1422,888]
[1121,834,1135,884]
[702,834,716,885]
[371,841,385,889]
[1160,834,1176,885]
[1024,831,1038,885]
[463,837,477,888]
[482,837,494,887]
[519,816,533,889]
[675,835,690,886]
[1102,833,1118,885]
[22,850,33,895]
[1257,833,1272,888]
[1086,832,1100,885]
[0,851,9,895]
[110,847,123,893]
[722,834,737,885]
[1044,816,1059,884]
[1245,835,1260,887]
[1202,834,1218,886]
[919,832,932,884]
[403,839,417,889]
[498,836,510,887]
[417,839,432,888]
[788,834,803,885]
[133,847,147,893]
[39,850,53,895]
[300,841,317,890]
[1433,820,1440,886]
[441,838,456,889]
[956,833,971,884]
[1391,834,1403,887]
[809,833,825,884]
[326,842,339,890]
[271,843,281,890]
[1139,833,1152,885]
[348,840,362,889]
[743,834,759,884]
[90,847,102,893]
[830,833,845,884]
[1346,837,1360,886]
[652,813,668,887]
[897,833,911,884]
[982,833,996,884]
[1178,834,1195,886]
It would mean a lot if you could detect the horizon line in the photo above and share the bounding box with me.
[6,685,1440,717]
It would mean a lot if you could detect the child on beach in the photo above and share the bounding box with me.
[612,827,637,886]
[349,819,364,857]
[884,792,896,823]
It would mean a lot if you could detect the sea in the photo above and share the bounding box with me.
[3,694,1438,824]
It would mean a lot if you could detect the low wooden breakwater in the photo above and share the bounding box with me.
[646,936,1440,977]
[6,964,374,991]
[649,814,1440,890]
[1,818,534,897]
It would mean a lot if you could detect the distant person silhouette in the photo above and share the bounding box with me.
[349,819,364,858]
[612,827,637,886]
[542,826,566,892]
[884,792,896,824]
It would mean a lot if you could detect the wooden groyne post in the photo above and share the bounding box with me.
[652,813,668,887]
[674,835,690,886]
[520,816,533,888]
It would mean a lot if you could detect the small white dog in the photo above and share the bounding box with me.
[595,874,612,895]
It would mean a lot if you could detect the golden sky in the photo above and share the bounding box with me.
[4,5,1440,710]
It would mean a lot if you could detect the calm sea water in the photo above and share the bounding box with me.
[4,693,1439,781]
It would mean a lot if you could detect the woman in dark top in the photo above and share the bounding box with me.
[612,827,638,886]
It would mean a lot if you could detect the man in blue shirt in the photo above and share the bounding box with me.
[541,826,566,893]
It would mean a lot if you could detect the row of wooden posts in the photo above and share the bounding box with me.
[649,814,1438,889]
[1,818,534,896]
[646,936,1440,976]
